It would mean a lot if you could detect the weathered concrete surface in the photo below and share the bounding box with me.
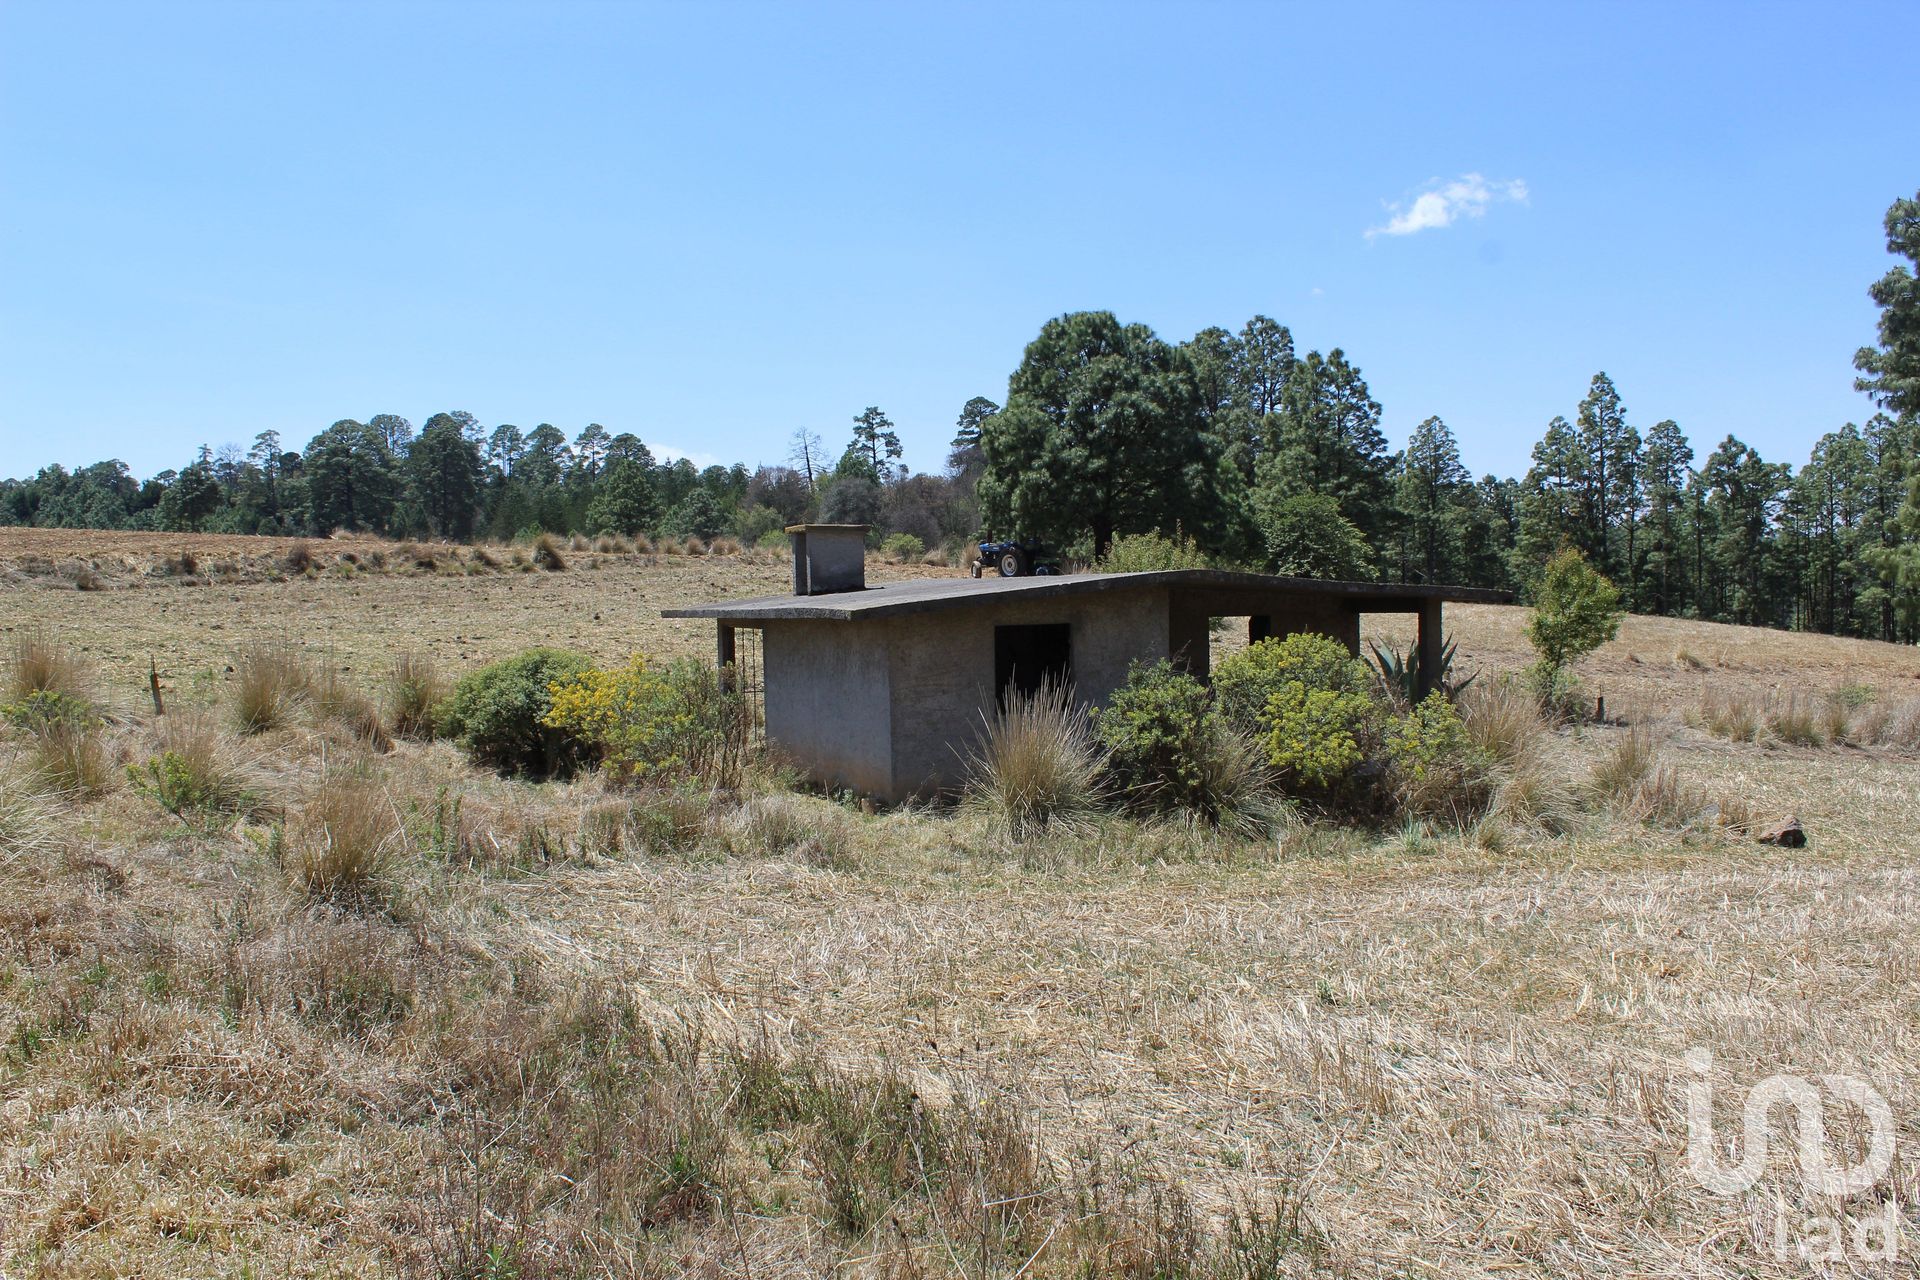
[882,587,1171,800]
[786,524,869,596]
[761,617,894,796]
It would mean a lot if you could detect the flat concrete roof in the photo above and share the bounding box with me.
[663,569,1512,623]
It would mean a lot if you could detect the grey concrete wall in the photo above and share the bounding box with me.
[790,527,867,594]
[882,588,1172,800]
[1271,597,1361,653]
[762,618,894,795]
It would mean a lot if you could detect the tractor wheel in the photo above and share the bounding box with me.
[969,560,983,579]
[997,546,1031,577]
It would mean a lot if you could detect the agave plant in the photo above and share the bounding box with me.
[1368,635,1476,705]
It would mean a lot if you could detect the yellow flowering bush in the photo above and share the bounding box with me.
[1214,633,1371,735]
[1261,683,1373,790]
[542,655,747,787]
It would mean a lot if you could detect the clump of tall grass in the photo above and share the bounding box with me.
[1624,763,1713,828]
[8,627,92,705]
[385,650,447,739]
[1588,725,1657,806]
[1459,676,1546,766]
[1880,698,1920,751]
[1766,690,1826,747]
[1455,677,1577,836]
[288,773,398,903]
[284,542,317,573]
[0,771,60,862]
[532,532,568,571]
[965,682,1105,840]
[232,640,308,733]
[30,720,116,797]
[1483,754,1582,837]
[128,714,252,817]
[310,662,394,751]
[1691,687,1761,743]
[725,792,858,866]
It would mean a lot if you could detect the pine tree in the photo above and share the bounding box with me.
[1514,415,1589,578]
[1854,190,1920,421]
[850,407,903,482]
[1256,348,1390,556]
[1395,416,1470,583]
[1640,420,1693,615]
[1700,436,1788,626]
[1575,372,1639,578]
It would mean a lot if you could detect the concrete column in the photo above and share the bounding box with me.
[1415,601,1443,701]
[1169,608,1211,680]
[1249,614,1273,644]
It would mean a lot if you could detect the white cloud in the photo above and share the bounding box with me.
[1367,173,1529,239]
[653,442,723,469]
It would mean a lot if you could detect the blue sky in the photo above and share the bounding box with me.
[1,1,1912,483]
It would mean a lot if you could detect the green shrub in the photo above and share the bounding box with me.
[737,504,788,547]
[1213,633,1370,736]
[1526,547,1623,678]
[439,648,595,776]
[1091,660,1262,824]
[128,716,251,818]
[878,532,925,564]
[1097,529,1210,574]
[2,688,98,734]
[1384,692,1492,821]
[1096,662,1212,801]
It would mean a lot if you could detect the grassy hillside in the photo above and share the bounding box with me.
[2,529,1917,1277]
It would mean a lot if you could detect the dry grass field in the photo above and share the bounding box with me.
[4,527,1920,1278]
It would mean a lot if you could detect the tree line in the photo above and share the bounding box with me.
[5,191,1917,642]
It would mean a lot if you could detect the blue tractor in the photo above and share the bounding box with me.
[970,538,1062,578]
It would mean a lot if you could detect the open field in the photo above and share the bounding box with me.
[4,529,1920,1277]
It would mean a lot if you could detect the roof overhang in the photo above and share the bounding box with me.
[662,569,1512,624]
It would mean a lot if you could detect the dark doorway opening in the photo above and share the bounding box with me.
[994,623,1071,706]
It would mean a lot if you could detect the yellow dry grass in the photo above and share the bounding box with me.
[2,528,1918,1277]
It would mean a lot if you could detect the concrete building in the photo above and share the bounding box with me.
[665,525,1510,802]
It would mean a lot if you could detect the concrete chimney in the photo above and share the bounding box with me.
[787,524,868,595]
